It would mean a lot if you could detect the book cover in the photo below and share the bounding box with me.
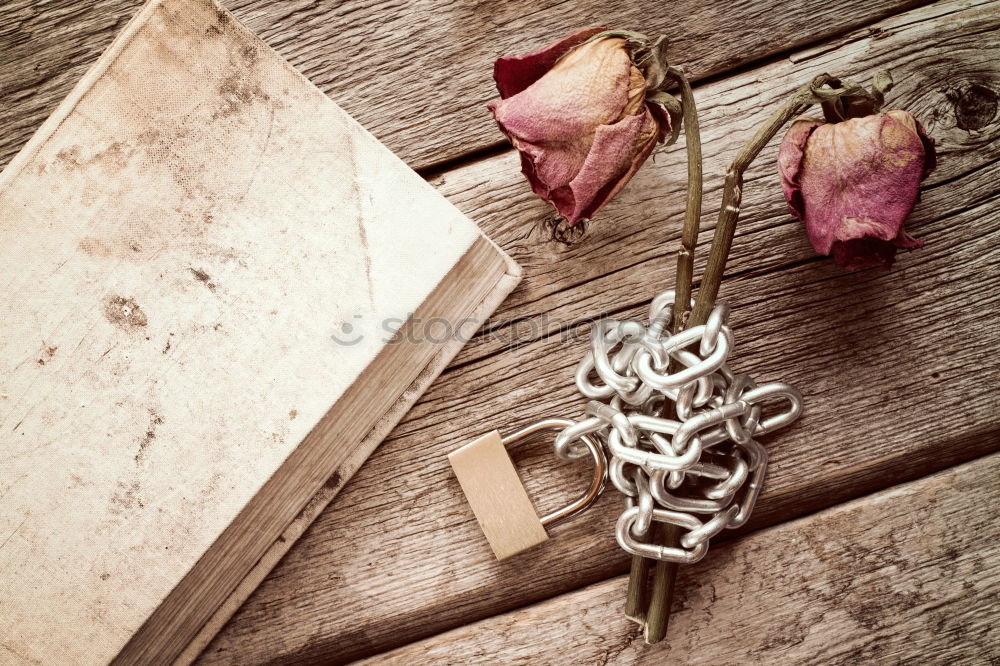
[0,0,519,662]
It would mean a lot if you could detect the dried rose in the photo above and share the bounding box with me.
[778,94,935,270]
[487,29,676,225]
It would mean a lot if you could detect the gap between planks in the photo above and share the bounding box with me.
[0,0,940,173]
[358,450,1000,665]
[196,1,1000,661]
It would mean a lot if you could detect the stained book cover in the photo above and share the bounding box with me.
[0,0,519,662]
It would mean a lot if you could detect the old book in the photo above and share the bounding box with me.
[0,0,519,662]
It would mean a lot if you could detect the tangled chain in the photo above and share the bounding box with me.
[555,290,803,564]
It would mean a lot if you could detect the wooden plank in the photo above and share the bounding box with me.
[1,0,932,173]
[204,185,1000,665]
[434,0,1000,366]
[362,452,1000,665]
[199,1,1000,662]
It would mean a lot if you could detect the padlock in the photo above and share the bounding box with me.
[448,418,606,560]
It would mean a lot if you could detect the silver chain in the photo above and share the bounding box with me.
[555,290,803,563]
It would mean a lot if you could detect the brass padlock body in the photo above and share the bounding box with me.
[449,430,548,560]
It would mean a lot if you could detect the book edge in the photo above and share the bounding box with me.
[174,246,519,665]
[112,236,516,664]
[0,0,524,658]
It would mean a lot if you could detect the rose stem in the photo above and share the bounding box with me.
[645,73,837,644]
[623,64,703,632]
[668,65,704,333]
[689,73,835,323]
[623,553,650,623]
[644,65,702,644]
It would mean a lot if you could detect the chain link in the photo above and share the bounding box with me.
[559,290,803,563]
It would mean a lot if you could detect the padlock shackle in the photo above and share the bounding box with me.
[501,418,607,528]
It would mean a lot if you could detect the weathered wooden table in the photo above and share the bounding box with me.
[2,0,998,663]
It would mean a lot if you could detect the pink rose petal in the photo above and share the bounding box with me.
[777,117,823,221]
[554,110,661,224]
[493,27,607,99]
[487,34,670,224]
[778,110,935,269]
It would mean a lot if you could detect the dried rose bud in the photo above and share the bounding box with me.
[779,107,935,270]
[487,29,674,225]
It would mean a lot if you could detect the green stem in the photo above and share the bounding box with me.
[644,525,680,642]
[623,64,703,633]
[645,73,839,644]
[667,66,704,333]
[690,73,835,325]
[646,65,703,644]
[624,554,650,623]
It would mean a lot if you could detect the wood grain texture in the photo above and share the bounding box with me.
[437,0,1000,366]
[200,1,1000,662]
[178,247,521,666]
[364,452,1000,665]
[0,0,933,174]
